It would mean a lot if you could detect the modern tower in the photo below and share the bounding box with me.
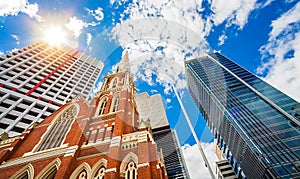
[0,41,103,136]
[0,52,168,178]
[134,92,190,178]
[185,52,300,178]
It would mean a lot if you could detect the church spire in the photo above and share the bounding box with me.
[115,51,130,73]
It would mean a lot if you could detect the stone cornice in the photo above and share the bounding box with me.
[0,145,78,169]
[138,163,150,168]
[0,136,22,146]
[105,167,117,173]
[76,152,108,161]
[81,140,110,149]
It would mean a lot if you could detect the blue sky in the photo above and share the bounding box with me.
[1,0,300,178]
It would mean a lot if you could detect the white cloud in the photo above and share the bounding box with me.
[65,16,100,38]
[258,0,275,8]
[86,33,92,45]
[94,7,104,21]
[110,0,128,6]
[209,0,257,29]
[92,81,103,94]
[166,98,171,103]
[182,143,218,179]
[167,106,173,109]
[110,0,272,94]
[150,89,158,94]
[0,51,4,56]
[87,7,104,21]
[0,0,42,21]
[166,98,172,109]
[258,2,300,102]
[111,0,211,94]
[218,34,227,46]
[209,0,275,44]
[286,0,297,3]
[7,48,19,54]
[269,2,300,41]
[65,17,86,38]
[11,34,20,45]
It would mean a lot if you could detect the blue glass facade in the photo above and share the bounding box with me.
[185,52,300,178]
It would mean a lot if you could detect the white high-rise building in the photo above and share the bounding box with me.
[134,92,190,178]
[0,41,103,136]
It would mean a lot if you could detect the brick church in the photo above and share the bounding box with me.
[0,52,168,178]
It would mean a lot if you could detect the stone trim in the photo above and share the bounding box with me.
[0,136,22,146]
[0,145,73,169]
[76,152,108,161]
[138,131,148,143]
[105,167,117,173]
[110,136,121,147]
[81,140,110,149]
[138,163,150,168]
[64,145,78,157]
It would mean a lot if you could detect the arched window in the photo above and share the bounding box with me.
[70,162,91,179]
[124,72,129,85]
[110,94,120,113]
[78,170,87,179]
[91,158,107,179]
[120,152,138,178]
[34,105,77,152]
[111,78,118,88]
[125,162,137,179]
[94,167,105,179]
[98,97,108,115]
[36,158,61,179]
[10,164,34,179]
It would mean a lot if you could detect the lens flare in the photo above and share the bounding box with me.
[44,26,66,46]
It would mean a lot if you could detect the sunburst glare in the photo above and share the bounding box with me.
[43,26,66,46]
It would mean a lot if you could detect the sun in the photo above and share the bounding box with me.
[43,26,66,46]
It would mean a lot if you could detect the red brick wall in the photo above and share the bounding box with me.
[0,72,168,179]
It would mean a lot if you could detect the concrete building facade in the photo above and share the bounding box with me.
[0,41,103,136]
[135,92,190,178]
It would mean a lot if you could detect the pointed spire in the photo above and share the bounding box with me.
[115,51,130,73]
[138,118,152,130]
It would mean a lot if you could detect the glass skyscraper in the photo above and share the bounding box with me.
[185,52,300,178]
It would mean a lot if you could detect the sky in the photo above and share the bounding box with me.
[1,0,300,178]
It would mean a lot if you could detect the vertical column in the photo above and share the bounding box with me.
[137,131,152,178]
[101,77,108,92]
[85,130,92,145]
[94,128,100,143]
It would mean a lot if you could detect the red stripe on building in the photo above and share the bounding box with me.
[12,88,18,92]
[0,83,4,87]
[25,50,79,96]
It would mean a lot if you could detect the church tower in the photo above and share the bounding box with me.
[0,52,168,179]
